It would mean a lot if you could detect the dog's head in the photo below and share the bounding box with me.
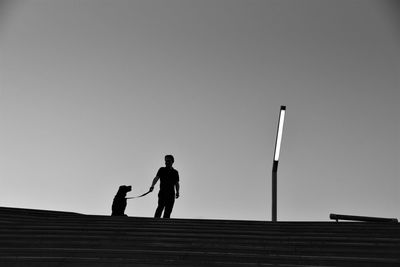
[117,185,132,195]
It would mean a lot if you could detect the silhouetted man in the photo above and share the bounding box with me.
[150,155,180,218]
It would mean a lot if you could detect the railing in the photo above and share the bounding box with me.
[330,213,398,223]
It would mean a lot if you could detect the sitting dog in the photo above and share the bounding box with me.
[111,185,132,216]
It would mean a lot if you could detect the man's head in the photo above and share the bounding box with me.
[165,155,174,168]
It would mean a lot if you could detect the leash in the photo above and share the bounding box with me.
[126,189,152,199]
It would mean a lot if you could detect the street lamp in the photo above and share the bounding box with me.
[272,105,286,222]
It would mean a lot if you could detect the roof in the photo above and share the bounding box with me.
[1,206,399,266]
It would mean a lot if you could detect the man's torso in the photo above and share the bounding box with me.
[157,167,179,194]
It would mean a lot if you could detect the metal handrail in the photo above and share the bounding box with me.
[330,213,398,223]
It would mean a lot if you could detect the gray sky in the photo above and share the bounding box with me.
[1,0,399,221]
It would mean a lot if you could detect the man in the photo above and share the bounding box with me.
[150,155,180,218]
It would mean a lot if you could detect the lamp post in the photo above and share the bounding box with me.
[272,105,286,222]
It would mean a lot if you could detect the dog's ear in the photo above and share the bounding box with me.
[117,185,125,194]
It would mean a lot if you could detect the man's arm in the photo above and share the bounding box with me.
[175,182,180,198]
[150,176,159,192]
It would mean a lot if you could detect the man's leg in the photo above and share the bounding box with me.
[163,195,175,219]
[154,196,165,218]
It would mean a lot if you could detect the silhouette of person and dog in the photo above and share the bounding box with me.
[111,155,180,218]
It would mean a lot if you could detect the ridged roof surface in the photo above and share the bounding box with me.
[1,206,399,266]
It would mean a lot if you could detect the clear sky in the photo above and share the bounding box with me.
[1,0,399,221]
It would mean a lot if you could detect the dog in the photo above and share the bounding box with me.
[111,185,132,216]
